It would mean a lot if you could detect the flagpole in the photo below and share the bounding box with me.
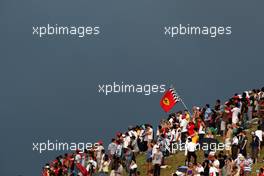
[170,85,192,116]
[179,97,191,114]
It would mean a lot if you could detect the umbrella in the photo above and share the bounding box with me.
[177,166,188,173]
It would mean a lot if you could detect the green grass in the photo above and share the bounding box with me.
[127,123,264,176]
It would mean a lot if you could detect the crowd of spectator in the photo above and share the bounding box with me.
[42,87,264,176]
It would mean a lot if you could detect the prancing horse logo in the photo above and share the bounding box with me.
[163,97,170,106]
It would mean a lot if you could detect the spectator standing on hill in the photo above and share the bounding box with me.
[146,143,153,176]
[185,137,197,165]
[197,117,206,143]
[180,115,188,143]
[108,138,117,160]
[238,131,248,157]
[224,124,233,156]
[231,134,239,160]
[251,132,261,163]
[255,126,264,147]
[152,146,163,176]
[99,155,110,175]
[231,104,240,127]
[129,160,138,176]
[204,104,212,127]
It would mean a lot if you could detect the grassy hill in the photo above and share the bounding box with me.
[125,122,264,176]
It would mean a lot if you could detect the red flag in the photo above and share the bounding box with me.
[160,88,178,112]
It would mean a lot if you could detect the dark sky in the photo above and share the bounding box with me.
[0,0,263,175]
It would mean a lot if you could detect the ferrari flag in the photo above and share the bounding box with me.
[160,88,179,112]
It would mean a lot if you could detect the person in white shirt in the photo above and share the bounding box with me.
[231,104,241,126]
[152,142,160,156]
[212,156,220,174]
[152,147,163,176]
[123,133,131,149]
[128,127,138,139]
[177,111,183,122]
[86,156,97,174]
[180,118,188,142]
[115,141,123,158]
[197,118,205,143]
[232,135,239,159]
[75,150,82,163]
[129,160,138,175]
[147,126,154,142]
[209,163,218,176]
[170,127,176,143]
[255,126,263,143]
[194,163,204,176]
[144,125,153,144]
[96,141,105,170]
[185,137,197,165]
[169,116,174,126]
[156,125,162,138]
[108,139,117,160]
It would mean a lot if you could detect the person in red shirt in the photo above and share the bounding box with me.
[187,121,195,137]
